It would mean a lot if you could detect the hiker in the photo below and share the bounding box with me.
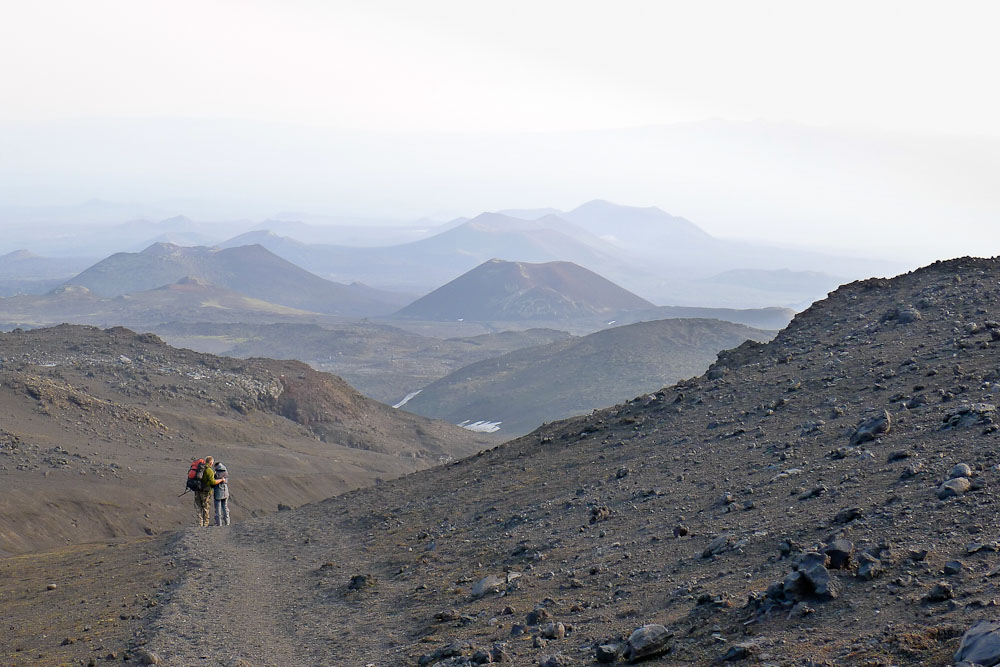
[213,460,231,526]
[195,455,223,527]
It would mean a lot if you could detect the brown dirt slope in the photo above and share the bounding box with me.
[142,256,1000,665]
[0,324,491,555]
[0,536,171,667]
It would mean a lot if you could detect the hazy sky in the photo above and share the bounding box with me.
[2,1,999,263]
[5,1,999,135]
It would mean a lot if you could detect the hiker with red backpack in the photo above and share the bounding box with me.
[186,456,224,526]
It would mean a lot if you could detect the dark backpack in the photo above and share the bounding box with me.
[186,459,206,492]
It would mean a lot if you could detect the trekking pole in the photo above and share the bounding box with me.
[178,488,190,498]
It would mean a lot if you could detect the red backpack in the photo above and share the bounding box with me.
[186,459,206,492]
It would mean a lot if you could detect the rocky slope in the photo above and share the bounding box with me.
[400,318,774,436]
[0,325,491,555]
[134,256,1000,665]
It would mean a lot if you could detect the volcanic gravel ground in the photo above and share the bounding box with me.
[139,259,1000,665]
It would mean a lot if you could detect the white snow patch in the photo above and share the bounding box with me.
[392,390,423,409]
[458,420,503,433]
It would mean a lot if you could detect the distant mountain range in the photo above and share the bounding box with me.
[399,317,775,436]
[395,259,654,321]
[217,211,637,295]
[64,242,409,317]
[0,199,903,310]
[214,200,897,308]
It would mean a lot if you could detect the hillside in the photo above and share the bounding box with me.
[153,321,572,403]
[616,304,796,331]
[401,318,775,436]
[395,259,655,321]
[110,256,1000,666]
[65,242,408,316]
[0,325,492,556]
[0,278,322,329]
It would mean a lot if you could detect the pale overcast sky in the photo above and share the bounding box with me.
[4,1,999,135]
[1,1,999,263]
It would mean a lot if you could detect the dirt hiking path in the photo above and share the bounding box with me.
[144,525,305,666]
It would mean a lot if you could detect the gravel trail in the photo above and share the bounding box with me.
[145,524,306,666]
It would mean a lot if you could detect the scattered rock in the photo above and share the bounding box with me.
[539,654,574,667]
[943,404,997,430]
[595,643,622,663]
[924,582,954,603]
[623,624,672,662]
[134,649,161,665]
[589,506,612,524]
[822,539,854,570]
[798,485,827,501]
[526,607,552,626]
[833,507,862,524]
[857,553,883,580]
[721,640,762,662]
[702,534,735,558]
[795,552,841,600]
[884,305,922,324]
[955,620,1000,666]
[347,574,376,590]
[540,622,565,640]
[944,560,964,576]
[938,476,972,499]
[950,463,974,479]
[850,410,891,446]
[435,609,461,622]
[471,575,504,599]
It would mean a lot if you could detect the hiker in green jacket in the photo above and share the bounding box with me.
[196,456,223,527]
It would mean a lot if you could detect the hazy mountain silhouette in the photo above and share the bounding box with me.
[395,259,654,321]
[0,250,98,297]
[562,199,715,250]
[65,243,409,316]
[218,212,641,295]
[216,201,898,308]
